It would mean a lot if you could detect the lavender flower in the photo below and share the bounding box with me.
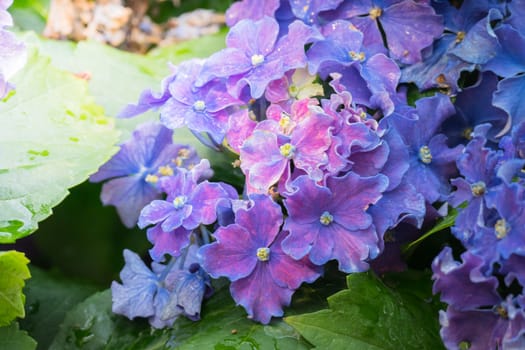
[200,194,321,324]
[112,247,212,328]
[282,172,388,272]
[196,16,318,99]
[0,0,26,99]
[138,168,237,260]
[90,122,202,228]
[324,0,443,64]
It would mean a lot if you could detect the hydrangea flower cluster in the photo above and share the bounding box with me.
[92,0,525,347]
[0,0,27,98]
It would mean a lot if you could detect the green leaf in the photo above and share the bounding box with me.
[0,322,37,350]
[285,272,444,350]
[0,50,119,242]
[50,285,313,350]
[10,0,50,32]
[19,267,99,350]
[403,206,459,253]
[0,251,31,326]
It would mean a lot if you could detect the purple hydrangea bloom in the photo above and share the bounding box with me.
[196,16,319,99]
[442,72,509,146]
[307,20,400,115]
[433,247,525,350]
[401,3,502,92]
[159,59,241,145]
[225,0,280,27]
[282,172,388,272]
[0,0,26,99]
[240,104,332,193]
[112,247,212,328]
[0,1,14,27]
[119,66,177,118]
[90,122,202,228]
[323,0,443,64]
[381,94,463,203]
[483,25,525,130]
[200,194,322,324]
[449,124,501,243]
[473,182,525,265]
[138,169,238,258]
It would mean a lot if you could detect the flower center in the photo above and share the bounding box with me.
[494,219,510,239]
[320,211,334,226]
[158,165,174,176]
[455,31,466,43]
[145,174,159,184]
[256,247,270,261]
[279,114,292,131]
[419,145,432,164]
[251,54,265,66]
[279,143,296,159]
[458,341,471,350]
[288,84,299,97]
[369,7,382,19]
[495,304,509,319]
[470,181,486,197]
[349,51,366,62]
[462,127,473,140]
[173,195,187,210]
[193,100,206,112]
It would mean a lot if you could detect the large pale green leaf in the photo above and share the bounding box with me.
[0,50,118,242]
[0,322,36,350]
[0,251,31,326]
[285,272,444,350]
[19,267,99,350]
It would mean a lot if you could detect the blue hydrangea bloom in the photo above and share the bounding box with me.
[112,247,212,328]
[381,94,463,203]
[90,122,201,228]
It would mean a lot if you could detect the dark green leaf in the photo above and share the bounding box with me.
[49,275,350,350]
[285,272,444,350]
[0,322,37,350]
[403,207,459,253]
[19,267,99,350]
[0,251,31,326]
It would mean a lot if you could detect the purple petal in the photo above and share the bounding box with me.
[330,225,379,273]
[138,200,175,229]
[200,224,257,281]
[230,263,294,324]
[147,225,191,261]
[269,231,322,289]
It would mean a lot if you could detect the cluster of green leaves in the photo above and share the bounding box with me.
[17,267,443,350]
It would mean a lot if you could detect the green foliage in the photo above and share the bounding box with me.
[403,206,459,254]
[0,322,37,350]
[19,267,99,350]
[49,285,313,350]
[10,0,50,32]
[285,272,444,350]
[0,50,119,243]
[0,251,31,326]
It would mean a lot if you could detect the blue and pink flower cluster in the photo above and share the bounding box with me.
[92,0,525,348]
